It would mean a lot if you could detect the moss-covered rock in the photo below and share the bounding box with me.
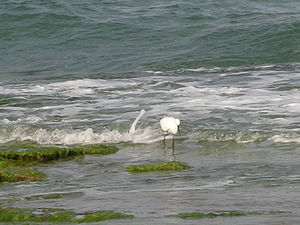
[0,144,118,183]
[0,161,45,182]
[126,161,191,173]
[80,145,118,155]
[0,144,118,162]
[168,211,288,219]
[0,206,36,222]
[24,192,83,201]
[40,209,76,223]
[0,207,76,223]
[76,211,134,223]
[25,193,65,201]
[0,206,134,223]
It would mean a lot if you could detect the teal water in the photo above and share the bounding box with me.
[1,0,300,224]
[1,0,300,81]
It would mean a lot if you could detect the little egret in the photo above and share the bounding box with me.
[160,117,180,153]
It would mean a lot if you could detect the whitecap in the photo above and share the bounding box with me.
[269,134,300,143]
[0,123,160,145]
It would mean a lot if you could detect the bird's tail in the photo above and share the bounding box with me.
[129,109,146,134]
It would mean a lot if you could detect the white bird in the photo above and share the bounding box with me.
[160,117,180,152]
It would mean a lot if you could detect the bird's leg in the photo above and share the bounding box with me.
[163,133,167,148]
[172,135,175,156]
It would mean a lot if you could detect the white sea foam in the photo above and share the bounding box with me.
[0,78,134,97]
[1,116,42,124]
[1,64,300,142]
[184,67,222,72]
[144,70,164,74]
[1,119,11,124]
[285,175,300,181]
[0,110,158,144]
[183,63,300,75]
[0,126,160,145]
[196,130,270,144]
[1,124,299,145]
[269,134,300,143]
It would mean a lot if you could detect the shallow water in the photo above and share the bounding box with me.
[1,0,300,224]
[1,64,300,225]
[1,140,300,224]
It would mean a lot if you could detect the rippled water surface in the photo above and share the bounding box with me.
[1,0,300,224]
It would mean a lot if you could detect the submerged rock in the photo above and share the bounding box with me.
[168,211,289,219]
[76,211,134,223]
[0,161,45,182]
[0,143,118,183]
[126,161,191,173]
[0,144,118,162]
[37,209,76,223]
[0,206,37,222]
[24,192,83,201]
[0,206,133,223]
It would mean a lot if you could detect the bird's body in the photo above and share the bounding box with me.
[160,117,180,153]
[160,117,180,135]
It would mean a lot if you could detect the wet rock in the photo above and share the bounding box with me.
[126,161,191,173]
[0,144,118,162]
[0,206,133,223]
[0,161,45,182]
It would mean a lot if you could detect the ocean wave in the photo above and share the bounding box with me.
[182,63,300,75]
[269,133,300,144]
[1,125,300,146]
[196,130,300,145]
[0,78,133,97]
[1,116,42,124]
[0,126,160,145]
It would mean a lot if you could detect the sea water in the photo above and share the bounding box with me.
[1,0,300,224]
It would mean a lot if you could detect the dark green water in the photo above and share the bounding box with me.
[1,0,300,80]
[1,0,300,224]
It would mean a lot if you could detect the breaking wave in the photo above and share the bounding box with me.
[0,126,160,145]
[1,126,299,146]
[196,130,300,144]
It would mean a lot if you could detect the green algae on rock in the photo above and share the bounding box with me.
[0,206,134,223]
[40,209,76,223]
[0,207,75,223]
[126,161,191,173]
[0,144,118,183]
[168,211,289,219]
[0,206,37,222]
[76,211,134,223]
[80,145,118,155]
[0,161,45,182]
[0,144,118,162]
[24,192,83,201]
[25,193,65,201]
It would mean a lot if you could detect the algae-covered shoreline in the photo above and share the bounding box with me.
[0,143,135,223]
[0,141,295,224]
[0,143,118,183]
[167,211,290,219]
[0,206,134,223]
[0,160,45,183]
[0,143,118,162]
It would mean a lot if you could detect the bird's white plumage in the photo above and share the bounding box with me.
[160,117,180,135]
